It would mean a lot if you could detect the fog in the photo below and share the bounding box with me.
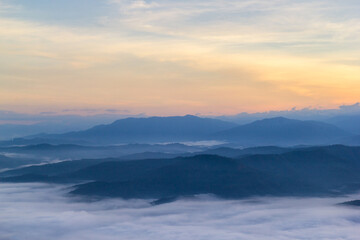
[0,183,359,240]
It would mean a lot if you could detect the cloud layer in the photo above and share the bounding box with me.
[0,183,359,240]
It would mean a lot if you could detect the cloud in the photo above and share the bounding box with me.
[0,183,359,240]
[107,0,360,46]
[339,102,360,111]
[0,1,360,114]
[0,0,21,13]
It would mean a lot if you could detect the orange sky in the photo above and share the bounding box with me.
[0,0,359,115]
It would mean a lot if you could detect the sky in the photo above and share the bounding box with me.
[0,183,359,240]
[0,0,360,115]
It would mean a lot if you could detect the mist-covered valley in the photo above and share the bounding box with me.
[0,182,359,240]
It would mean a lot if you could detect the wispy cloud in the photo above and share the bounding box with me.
[107,0,360,47]
[0,1,21,13]
[0,0,359,114]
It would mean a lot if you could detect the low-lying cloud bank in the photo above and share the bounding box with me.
[0,183,359,240]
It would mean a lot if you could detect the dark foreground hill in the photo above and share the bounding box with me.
[71,145,360,199]
[2,145,360,202]
[70,155,289,199]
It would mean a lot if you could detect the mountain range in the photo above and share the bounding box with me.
[2,145,360,202]
[0,115,360,146]
[19,115,236,144]
[214,117,350,145]
[0,143,201,162]
[1,115,356,146]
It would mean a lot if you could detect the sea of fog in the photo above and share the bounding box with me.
[0,183,359,240]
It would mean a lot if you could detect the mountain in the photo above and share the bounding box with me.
[0,111,142,140]
[3,145,360,201]
[0,158,119,178]
[70,155,286,199]
[0,154,42,170]
[2,116,352,146]
[71,146,360,199]
[338,135,360,146]
[213,117,350,146]
[238,145,360,192]
[0,143,202,161]
[0,137,91,147]
[201,146,291,158]
[38,115,237,144]
[325,114,360,135]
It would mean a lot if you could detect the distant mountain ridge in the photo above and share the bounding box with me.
[1,116,354,146]
[214,117,350,146]
[325,114,360,135]
[41,115,237,144]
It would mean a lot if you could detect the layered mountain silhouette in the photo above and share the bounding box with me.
[2,145,360,201]
[0,143,201,160]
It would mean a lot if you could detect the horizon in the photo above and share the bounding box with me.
[1,102,360,118]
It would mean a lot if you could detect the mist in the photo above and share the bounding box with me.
[0,183,359,240]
